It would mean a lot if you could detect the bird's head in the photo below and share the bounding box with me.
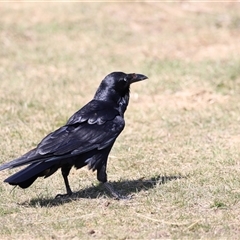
[95,72,147,98]
[105,72,148,93]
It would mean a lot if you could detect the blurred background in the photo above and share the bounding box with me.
[1,2,240,153]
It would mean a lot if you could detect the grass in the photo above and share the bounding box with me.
[0,2,240,239]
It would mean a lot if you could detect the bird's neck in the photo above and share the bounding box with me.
[117,92,129,116]
[94,87,130,116]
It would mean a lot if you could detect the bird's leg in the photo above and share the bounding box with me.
[55,165,73,198]
[97,165,129,200]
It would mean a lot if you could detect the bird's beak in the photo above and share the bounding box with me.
[129,73,148,84]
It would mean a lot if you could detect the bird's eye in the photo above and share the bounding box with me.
[118,77,128,88]
[119,78,127,83]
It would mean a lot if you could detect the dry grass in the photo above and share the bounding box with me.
[1,2,240,239]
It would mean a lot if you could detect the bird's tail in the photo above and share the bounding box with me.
[4,161,58,189]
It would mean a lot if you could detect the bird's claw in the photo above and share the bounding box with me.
[113,194,132,200]
[103,182,132,200]
[55,193,72,199]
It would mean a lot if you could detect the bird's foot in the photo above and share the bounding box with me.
[112,192,132,200]
[55,192,73,199]
[103,182,131,200]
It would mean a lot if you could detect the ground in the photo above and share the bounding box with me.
[0,2,240,239]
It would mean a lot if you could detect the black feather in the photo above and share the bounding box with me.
[0,71,147,198]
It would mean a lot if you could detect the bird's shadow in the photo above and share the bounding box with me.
[20,174,185,208]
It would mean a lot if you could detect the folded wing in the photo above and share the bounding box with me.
[0,100,125,170]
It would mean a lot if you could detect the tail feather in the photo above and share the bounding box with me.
[4,161,57,189]
[0,148,40,171]
[0,149,71,172]
[13,176,39,189]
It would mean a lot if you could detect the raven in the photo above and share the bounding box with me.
[0,72,147,199]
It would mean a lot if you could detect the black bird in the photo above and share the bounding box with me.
[0,72,147,199]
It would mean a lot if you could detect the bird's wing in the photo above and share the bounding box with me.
[0,100,124,170]
[66,100,120,125]
[37,115,124,156]
[37,99,124,155]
